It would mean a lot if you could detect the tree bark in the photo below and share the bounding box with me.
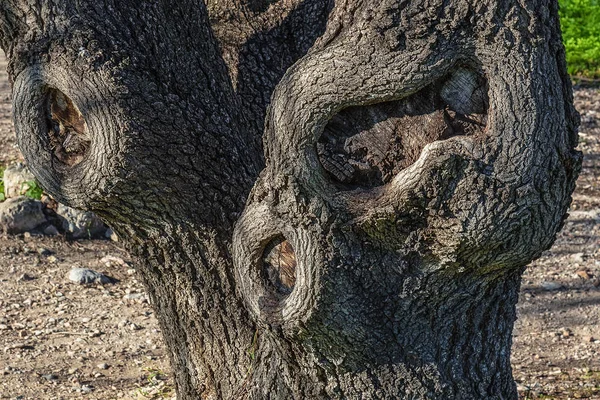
[0,0,581,399]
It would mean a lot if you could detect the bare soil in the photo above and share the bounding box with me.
[1,52,599,399]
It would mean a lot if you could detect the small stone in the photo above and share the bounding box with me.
[67,368,78,375]
[584,335,595,343]
[42,374,58,381]
[97,363,109,370]
[17,273,34,282]
[43,225,59,236]
[571,253,585,263]
[47,255,58,263]
[576,270,591,280]
[130,323,142,331]
[81,384,94,393]
[68,268,115,285]
[37,247,53,256]
[541,281,563,291]
[56,204,107,239]
[123,293,145,301]
[100,255,128,268]
[561,328,572,338]
[0,197,47,234]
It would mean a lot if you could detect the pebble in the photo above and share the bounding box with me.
[123,293,146,301]
[68,268,115,285]
[575,270,591,280]
[43,225,59,236]
[97,363,109,370]
[37,247,53,256]
[42,374,58,381]
[541,281,563,291]
[16,273,34,282]
[130,323,142,331]
[81,384,94,393]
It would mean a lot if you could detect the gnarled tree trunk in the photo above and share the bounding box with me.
[0,0,580,399]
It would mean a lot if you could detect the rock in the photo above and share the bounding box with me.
[104,228,119,242]
[67,268,115,285]
[560,327,572,338]
[37,247,53,256]
[130,323,142,331]
[2,163,35,199]
[0,196,47,234]
[97,363,109,370]
[42,374,58,381]
[16,273,34,282]
[541,281,563,291]
[583,335,595,343]
[43,225,59,236]
[571,253,585,263]
[576,270,591,280]
[123,293,146,301]
[80,384,94,393]
[56,204,107,239]
[101,255,128,269]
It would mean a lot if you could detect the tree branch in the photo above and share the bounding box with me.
[6,0,261,234]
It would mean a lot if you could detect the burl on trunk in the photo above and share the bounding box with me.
[0,0,580,399]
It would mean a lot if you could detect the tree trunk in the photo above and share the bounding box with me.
[0,0,581,399]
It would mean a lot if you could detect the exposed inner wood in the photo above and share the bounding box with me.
[46,88,90,166]
[317,68,489,187]
[262,236,297,297]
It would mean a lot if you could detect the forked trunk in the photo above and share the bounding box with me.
[0,0,580,399]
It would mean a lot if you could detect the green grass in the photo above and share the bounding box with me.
[0,165,5,202]
[559,0,600,78]
[22,180,43,200]
[0,165,44,201]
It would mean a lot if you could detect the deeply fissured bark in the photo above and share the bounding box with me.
[0,0,580,399]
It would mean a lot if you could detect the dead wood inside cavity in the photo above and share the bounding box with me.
[317,68,489,187]
[45,88,91,166]
[262,236,297,297]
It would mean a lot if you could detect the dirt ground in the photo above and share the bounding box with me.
[1,52,600,399]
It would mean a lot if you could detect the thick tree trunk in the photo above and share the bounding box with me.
[0,0,580,399]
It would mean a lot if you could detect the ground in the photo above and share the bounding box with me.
[0,53,599,399]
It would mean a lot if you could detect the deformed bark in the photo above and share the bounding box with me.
[0,0,580,399]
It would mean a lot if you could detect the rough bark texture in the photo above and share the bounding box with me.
[0,0,581,399]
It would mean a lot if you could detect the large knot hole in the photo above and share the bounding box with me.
[262,236,297,298]
[317,67,489,188]
[45,88,90,166]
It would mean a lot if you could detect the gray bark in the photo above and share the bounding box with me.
[0,0,581,399]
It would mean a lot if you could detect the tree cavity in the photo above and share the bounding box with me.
[317,67,489,188]
[262,235,297,298]
[45,88,90,166]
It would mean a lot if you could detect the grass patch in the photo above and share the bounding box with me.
[0,165,5,202]
[560,0,600,78]
[22,179,43,200]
